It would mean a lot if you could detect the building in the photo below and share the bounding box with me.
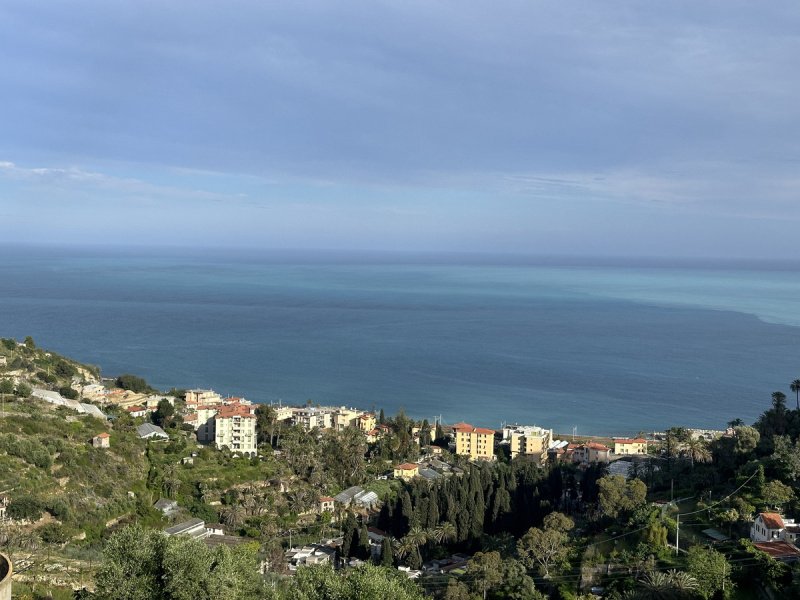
[145,395,174,410]
[393,463,419,481]
[125,405,149,418]
[319,496,335,514]
[137,423,169,440]
[751,512,800,543]
[502,425,553,463]
[752,541,800,562]
[293,407,334,430]
[613,438,647,455]
[333,486,379,510]
[92,432,111,448]
[153,498,179,516]
[286,544,337,571]
[452,423,495,460]
[184,389,222,409]
[571,442,612,464]
[214,403,257,455]
[332,407,362,431]
[165,518,208,539]
[357,413,377,432]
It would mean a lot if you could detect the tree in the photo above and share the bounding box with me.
[322,427,367,487]
[516,512,574,578]
[467,551,503,599]
[686,546,732,599]
[597,475,647,519]
[289,564,426,600]
[95,524,263,600]
[24,336,35,349]
[634,570,698,599]
[763,480,794,508]
[153,398,176,428]
[681,437,712,468]
[15,382,31,398]
[433,521,457,545]
[116,374,150,393]
[792,379,800,410]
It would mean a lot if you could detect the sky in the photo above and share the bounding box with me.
[1,1,799,258]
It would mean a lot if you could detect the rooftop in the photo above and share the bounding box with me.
[761,512,786,530]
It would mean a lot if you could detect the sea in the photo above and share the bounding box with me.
[1,245,799,436]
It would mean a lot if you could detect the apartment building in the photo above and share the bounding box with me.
[452,423,495,460]
[503,425,553,464]
[184,389,222,409]
[214,403,257,456]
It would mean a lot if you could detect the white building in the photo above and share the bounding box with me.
[214,403,257,456]
[751,512,800,543]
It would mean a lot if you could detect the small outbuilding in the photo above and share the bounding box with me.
[92,432,111,448]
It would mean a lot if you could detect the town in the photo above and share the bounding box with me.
[1,338,799,599]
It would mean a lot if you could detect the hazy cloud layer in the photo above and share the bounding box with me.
[1,1,799,256]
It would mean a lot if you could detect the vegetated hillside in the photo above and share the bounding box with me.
[0,400,150,539]
[0,336,100,396]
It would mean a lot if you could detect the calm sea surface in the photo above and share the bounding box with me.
[1,246,799,435]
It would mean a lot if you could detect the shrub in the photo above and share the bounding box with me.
[8,495,44,521]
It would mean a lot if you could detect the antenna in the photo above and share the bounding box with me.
[572,426,577,441]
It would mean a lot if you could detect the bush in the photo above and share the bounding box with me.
[8,495,44,521]
[37,371,57,384]
[116,374,150,393]
[39,522,74,544]
[59,386,78,399]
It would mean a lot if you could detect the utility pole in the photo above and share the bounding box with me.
[675,513,680,555]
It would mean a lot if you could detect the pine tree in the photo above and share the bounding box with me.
[381,536,394,567]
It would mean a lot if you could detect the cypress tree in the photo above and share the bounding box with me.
[399,490,413,537]
[381,536,394,567]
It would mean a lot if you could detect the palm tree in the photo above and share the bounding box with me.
[433,521,457,544]
[221,503,246,529]
[791,379,800,410]
[681,437,711,468]
[633,570,698,600]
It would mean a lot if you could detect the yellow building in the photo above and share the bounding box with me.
[393,463,419,481]
[358,413,377,432]
[613,438,647,455]
[453,423,495,460]
[504,425,552,464]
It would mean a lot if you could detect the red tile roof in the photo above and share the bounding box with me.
[126,405,146,412]
[96,432,110,438]
[395,463,419,471]
[585,442,611,451]
[319,496,334,503]
[614,438,646,444]
[453,423,495,435]
[754,541,800,558]
[217,404,255,419]
[761,512,786,530]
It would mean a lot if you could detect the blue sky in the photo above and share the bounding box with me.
[1,1,799,257]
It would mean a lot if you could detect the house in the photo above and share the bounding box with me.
[153,498,179,516]
[286,544,337,571]
[452,423,496,460]
[419,468,442,481]
[613,438,647,455]
[574,442,612,464]
[125,405,149,418]
[92,432,111,448]
[137,423,169,440]
[751,512,800,543]
[319,496,335,514]
[393,463,419,481]
[357,413,377,432]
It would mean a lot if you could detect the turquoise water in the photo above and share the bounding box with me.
[1,246,798,435]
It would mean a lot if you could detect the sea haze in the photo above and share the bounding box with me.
[1,245,798,435]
